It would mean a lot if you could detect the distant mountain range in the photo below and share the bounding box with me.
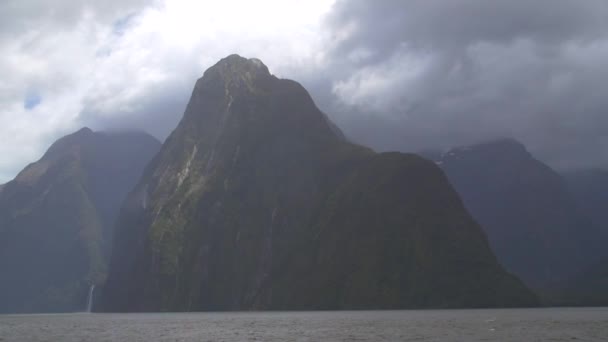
[562,169,608,239]
[0,128,160,313]
[561,169,608,304]
[3,55,606,313]
[429,139,607,303]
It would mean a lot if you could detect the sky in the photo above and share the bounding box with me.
[1,0,607,182]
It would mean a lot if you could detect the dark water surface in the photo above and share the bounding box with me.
[0,308,606,341]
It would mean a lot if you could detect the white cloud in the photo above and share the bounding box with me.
[0,0,335,183]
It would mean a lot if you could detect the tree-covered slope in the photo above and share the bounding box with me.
[0,128,160,313]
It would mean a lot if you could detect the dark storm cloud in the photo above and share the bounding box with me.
[2,0,607,183]
[327,0,608,54]
[319,0,608,170]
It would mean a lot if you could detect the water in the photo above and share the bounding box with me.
[0,308,606,341]
[86,285,95,313]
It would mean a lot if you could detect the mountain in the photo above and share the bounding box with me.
[102,55,537,312]
[562,169,608,237]
[561,169,608,304]
[558,256,608,306]
[0,128,160,313]
[432,139,604,292]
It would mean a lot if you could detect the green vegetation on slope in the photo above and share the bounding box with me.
[0,129,160,313]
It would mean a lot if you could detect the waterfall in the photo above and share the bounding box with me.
[86,285,95,313]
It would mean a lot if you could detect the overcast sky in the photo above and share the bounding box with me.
[1,0,607,182]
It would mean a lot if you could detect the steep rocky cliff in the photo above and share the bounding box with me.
[103,55,536,311]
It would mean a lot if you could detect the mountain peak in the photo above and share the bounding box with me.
[440,138,529,162]
[216,54,270,74]
[14,129,160,187]
[179,54,338,147]
[210,55,270,87]
[200,54,272,88]
[43,127,96,160]
[217,54,270,74]
[75,126,93,135]
[477,137,527,151]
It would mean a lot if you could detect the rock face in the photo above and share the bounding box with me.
[0,128,160,313]
[102,55,537,312]
[433,139,604,291]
